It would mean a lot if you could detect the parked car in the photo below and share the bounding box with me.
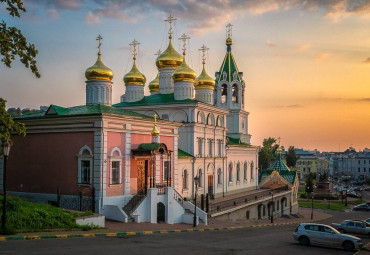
[332,220,370,237]
[351,219,370,227]
[353,204,370,212]
[293,223,362,251]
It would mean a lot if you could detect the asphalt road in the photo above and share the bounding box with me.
[0,210,369,255]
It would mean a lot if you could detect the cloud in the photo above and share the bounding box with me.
[358,98,370,102]
[266,40,276,47]
[315,53,330,61]
[275,104,304,108]
[85,11,101,24]
[296,43,311,52]
[47,9,60,19]
[363,57,370,63]
[24,0,84,10]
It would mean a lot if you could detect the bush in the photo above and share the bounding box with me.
[312,193,338,200]
[300,193,307,199]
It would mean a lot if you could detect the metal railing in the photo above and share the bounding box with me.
[209,186,289,214]
[173,189,184,205]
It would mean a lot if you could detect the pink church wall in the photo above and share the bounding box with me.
[106,131,125,197]
[7,132,94,195]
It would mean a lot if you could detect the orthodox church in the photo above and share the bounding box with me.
[1,16,297,224]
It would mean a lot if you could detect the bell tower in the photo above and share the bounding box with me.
[215,24,251,144]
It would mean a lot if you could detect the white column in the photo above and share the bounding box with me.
[173,133,178,189]
[124,125,132,195]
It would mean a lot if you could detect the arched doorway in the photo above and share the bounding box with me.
[281,197,287,215]
[257,204,263,219]
[208,175,214,198]
[157,202,165,223]
[267,201,274,218]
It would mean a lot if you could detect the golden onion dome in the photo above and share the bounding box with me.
[151,125,160,136]
[277,145,282,154]
[156,40,183,69]
[226,36,233,45]
[123,59,146,86]
[172,56,196,82]
[149,72,160,92]
[85,53,114,81]
[195,65,215,90]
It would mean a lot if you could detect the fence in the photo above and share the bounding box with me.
[57,187,95,212]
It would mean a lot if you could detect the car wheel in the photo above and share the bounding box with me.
[343,241,354,251]
[339,229,345,234]
[299,236,310,246]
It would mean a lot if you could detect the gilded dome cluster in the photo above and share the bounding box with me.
[85,53,114,81]
[194,66,215,90]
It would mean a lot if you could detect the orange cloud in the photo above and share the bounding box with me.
[315,53,330,61]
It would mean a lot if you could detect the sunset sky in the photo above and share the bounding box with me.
[1,0,370,152]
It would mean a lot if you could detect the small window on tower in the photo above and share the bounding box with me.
[161,114,169,120]
[221,84,227,103]
[232,84,238,103]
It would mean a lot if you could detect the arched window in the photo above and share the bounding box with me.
[217,168,222,184]
[250,161,254,179]
[198,169,203,187]
[221,84,227,103]
[77,145,93,185]
[228,162,233,182]
[109,147,123,185]
[232,84,238,103]
[183,169,188,189]
[236,162,240,181]
[244,162,248,181]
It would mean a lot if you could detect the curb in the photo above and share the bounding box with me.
[0,214,332,241]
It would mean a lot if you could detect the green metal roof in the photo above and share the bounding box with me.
[226,136,252,147]
[215,44,243,84]
[178,149,194,158]
[259,170,297,185]
[15,104,151,119]
[114,93,197,107]
[268,153,290,172]
[138,143,161,151]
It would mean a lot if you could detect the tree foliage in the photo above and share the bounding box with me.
[0,0,40,78]
[259,137,278,170]
[0,98,26,144]
[304,172,315,195]
[285,146,299,168]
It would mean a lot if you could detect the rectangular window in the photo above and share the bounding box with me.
[358,168,360,172]
[111,161,120,184]
[218,140,222,157]
[163,161,170,181]
[80,160,91,184]
[209,139,213,156]
[364,167,366,172]
[198,139,203,156]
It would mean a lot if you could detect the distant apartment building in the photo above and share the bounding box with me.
[330,150,370,181]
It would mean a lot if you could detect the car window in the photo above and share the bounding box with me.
[355,222,364,228]
[347,222,354,227]
[304,225,319,231]
[323,226,335,233]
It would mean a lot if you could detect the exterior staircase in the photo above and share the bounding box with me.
[123,194,145,221]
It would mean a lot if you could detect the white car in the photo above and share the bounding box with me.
[293,223,363,251]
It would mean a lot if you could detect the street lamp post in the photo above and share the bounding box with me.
[311,185,316,220]
[193,175,199,227]
[270,192,274,224]
[1,141,11,230]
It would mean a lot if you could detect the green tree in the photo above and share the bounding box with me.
[0,98,26,144]
[0,0,40,78]
[258,137,278,170]
[304,172,315,195]
[285,146,299,168]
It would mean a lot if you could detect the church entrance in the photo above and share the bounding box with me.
[208,175,214,198]
[157,202,165,223]
[137,160,148,195]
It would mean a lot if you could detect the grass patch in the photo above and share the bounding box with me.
[0,195,94,234]
[298,198,366,211]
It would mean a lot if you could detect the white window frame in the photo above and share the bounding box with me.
[109,147,123,185]
[77,145,93,185]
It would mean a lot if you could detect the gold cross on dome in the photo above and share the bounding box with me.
[96,34,103,54]
[179,33,190,55]
[155,49,162,56]
[129,39,140,60]
[154,114,157,124]
[226,23,233,38]
[199,44,209,65]
[164,14,177,39]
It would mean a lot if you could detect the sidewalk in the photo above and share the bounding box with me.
[0,207,331,240]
